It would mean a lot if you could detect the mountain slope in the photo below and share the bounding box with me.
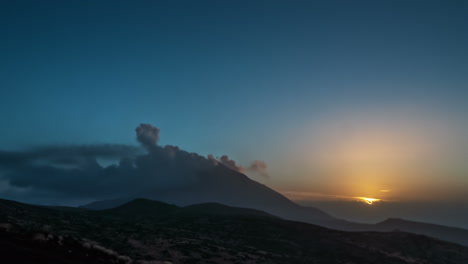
[82,164,332,222]
[375,218,468,247]
[103,198,180,218]
[184,203,276,217]
[80,164,468,247]
[2,198,468,264]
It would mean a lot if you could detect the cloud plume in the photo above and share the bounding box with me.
[210,155,269,178]
[218,155,244,172]
[0,124,268,205]
[136,124,160,149]
[247,160,269,178]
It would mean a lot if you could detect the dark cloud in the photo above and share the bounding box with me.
[0,145,141,170]
[33,145,141,159]
[0,124,268,204]
[136,124,160,149]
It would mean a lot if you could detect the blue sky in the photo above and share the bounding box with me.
[1,0,467,208]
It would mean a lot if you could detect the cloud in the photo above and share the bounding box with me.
[0,144,141,170]
[247,160,269,178]
[209,155,269,178]
[218,155,244,172]
[136,124,160,149]
[0,124,268,204]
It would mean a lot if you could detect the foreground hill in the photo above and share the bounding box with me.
[0,227,131,264]
[2,198,468,264]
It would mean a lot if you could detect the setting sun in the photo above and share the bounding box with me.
[356,197,381,205]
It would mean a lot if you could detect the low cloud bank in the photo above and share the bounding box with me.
[0,124,268,204]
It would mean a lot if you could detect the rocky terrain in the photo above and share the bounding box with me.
[1,198,468,264]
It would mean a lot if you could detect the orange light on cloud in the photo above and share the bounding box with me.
[355,197,381,205]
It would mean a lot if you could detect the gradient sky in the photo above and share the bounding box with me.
[1,1,467,226]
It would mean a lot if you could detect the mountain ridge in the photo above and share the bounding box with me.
[2,198,468,264]
[79,163,468,247]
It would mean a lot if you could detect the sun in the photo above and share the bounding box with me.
[356,197,381,205]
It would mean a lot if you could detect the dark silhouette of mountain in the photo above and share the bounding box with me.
[82,164,332,220]
[100,199,275,220]
[81,164,468,247]
[103,198,179,218]
[184,203,276,217]
[375,218,468,247]
[302,217,468,247]
[81,198,133,210]
[2,198,468,264]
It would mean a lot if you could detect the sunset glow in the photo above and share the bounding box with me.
[356,197,381,205]
[1,3,468,258]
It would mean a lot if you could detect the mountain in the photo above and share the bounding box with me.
[302,217,468,247]
[375,218,468,247]
[103,198,180,218]
[82,164,332,221]
[81,164,468,247]
[82,198,133,210]
[2,198,468,264]
[184,203,276,217]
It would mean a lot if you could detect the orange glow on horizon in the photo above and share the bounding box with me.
[356,197,381,204]
[282,106,468,203]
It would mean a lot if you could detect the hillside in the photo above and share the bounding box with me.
[375,218,468,247]
[80,163,468,247]
[1,198,468,264]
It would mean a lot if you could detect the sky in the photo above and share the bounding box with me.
[1,1,467,227]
